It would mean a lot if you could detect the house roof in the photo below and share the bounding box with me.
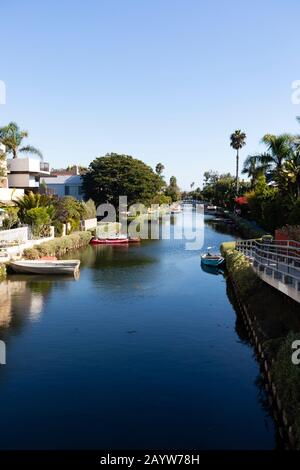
[42,175,82,186]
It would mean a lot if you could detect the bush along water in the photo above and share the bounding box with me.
[227,213,267,239]
[0,264,6,282]
[222,246,300,448]
[23,231,92,260]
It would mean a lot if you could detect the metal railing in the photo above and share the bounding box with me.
[236,238,300,296]
[40,162,50,172]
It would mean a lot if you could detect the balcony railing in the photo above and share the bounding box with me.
[40,162,50,172]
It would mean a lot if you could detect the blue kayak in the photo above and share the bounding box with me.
[201,254,225,267]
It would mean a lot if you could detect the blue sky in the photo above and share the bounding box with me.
[1,0,300,189]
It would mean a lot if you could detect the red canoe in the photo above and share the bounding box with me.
[90,238,129,245]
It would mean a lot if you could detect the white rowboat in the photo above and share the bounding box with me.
[10,260,80,275]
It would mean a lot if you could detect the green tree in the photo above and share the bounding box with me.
[245,134,294,182]
[82,153,164,208]
[54,196,84,233]
[15,191,53,223]
[242,155,268,187]
[82,199,97,220]
[0,147,7,181]
[165,176,180,202]
[0,122,42,159]
[230,130,247,195]
[2,207,19,229]
[155,163,165,176]
[26,207,52,238]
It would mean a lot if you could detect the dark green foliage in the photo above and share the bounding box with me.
[271,332,300,447]
[54,196,84,234]
[82,153,163,208]
[165,176,180,202]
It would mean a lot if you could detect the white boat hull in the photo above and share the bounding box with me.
[10,260,80,275]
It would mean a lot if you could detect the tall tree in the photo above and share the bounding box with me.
[0,122,43,159]
[155,163,165,176]
[242,134,294,185]
[82,153,164,208]
[242,155,269,187]
[165,176,180,202]
[230,130,246,195]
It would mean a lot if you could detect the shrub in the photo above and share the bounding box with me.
[220,241,236,256]
[23,231,92,260]
[2,207,19,229]
[0,264,6,281]
[54,196,84,234]
[271,332,300,447]
[82,199,97,220]
[288,200,300,226]
[26,207,51,238]
[23,247,40,260]
[225,249,260,298]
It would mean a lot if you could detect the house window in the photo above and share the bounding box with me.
[65,186,70,195]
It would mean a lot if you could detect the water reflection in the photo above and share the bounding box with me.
[0,212,279,449]
[0,276,77,331]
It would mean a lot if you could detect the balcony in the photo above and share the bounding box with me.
[40,162,50,173]
[7,157,50,175]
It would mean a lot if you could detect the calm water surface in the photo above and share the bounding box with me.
[0,213,276,449]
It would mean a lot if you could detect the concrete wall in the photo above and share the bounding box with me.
[0,226,28,243]
[7,157,41,173]
[81,218,97,231]
[8,173,39,188]
[253,265,300,304]
[0,188,24,202]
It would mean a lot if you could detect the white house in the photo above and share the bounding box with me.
[42,174,84,200]
[7,156,50,190]
[0,144,24,203]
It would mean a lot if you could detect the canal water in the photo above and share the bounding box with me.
[0,212,276,449]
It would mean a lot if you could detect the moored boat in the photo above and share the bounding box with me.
[10,259,80,275]
[201,247,225,267]
[90,237,129,245]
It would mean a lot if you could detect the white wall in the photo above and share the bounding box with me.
[0,188,24,202]
[7,157,40,173]
[0,226,28,243]
[8,173,39,188]
[81,218,97,231]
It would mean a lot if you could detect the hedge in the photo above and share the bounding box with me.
[23,231,92,260]
[228,213,267,239]
[220,241,236,256]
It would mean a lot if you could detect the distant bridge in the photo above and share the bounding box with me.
[181,199,204,206]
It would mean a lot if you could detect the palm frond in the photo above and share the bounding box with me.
[20,145,43,159]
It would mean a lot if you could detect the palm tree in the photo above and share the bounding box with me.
[242,134,294,185]
[260,133,293,170]
[0,122,43,159]
[242,154,270,187]
[230,130,246,195]
[279,151,300,198]
[15,191,53,222]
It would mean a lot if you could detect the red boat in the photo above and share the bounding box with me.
[90,237,129,245]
